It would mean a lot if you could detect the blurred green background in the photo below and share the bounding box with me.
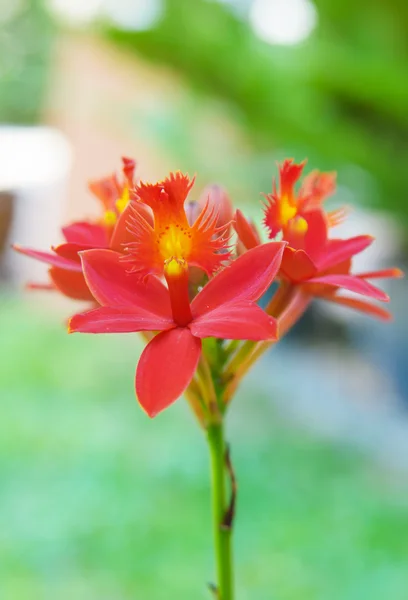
[2,301,408,600]
[1,1,408,599]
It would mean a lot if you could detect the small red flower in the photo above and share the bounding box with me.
[13,157,142,301]
[88,156,136,231]
[279,210,402,320]
[263,159,338,239]
[125,172,231,278]
[69,242,285,416]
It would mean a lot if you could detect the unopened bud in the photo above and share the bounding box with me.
[199,184,234,228]
[185,201,201,226]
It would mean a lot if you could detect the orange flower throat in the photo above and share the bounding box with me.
[126,171,231,278]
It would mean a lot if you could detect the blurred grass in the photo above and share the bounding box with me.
[1,297,408,599]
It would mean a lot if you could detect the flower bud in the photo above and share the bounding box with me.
[199,184,234,228]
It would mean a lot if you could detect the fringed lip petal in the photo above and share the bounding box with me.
[279,159,306,195]
[300,170,337,210]
[12,245,82,272]
[62,222,109,246]
[80,249,172,316]
[262,199,281,239]
[49,267,94,301]
[190,302,278,341]
[110,201,153,252]
[305,274,390,302]
[135,171,193,226]
[69,306,174,334]
[135,328,202,418]
[191,242,286,316]
[317,235,374,272]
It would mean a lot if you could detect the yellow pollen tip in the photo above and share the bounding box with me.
[290,216,308,234]
[164,258,188,277]
[116,187,129,214]
[103,210,117,226]
[159,224,192,263]
[280,196,297,226]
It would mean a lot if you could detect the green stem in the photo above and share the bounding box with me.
[207,422,234,600]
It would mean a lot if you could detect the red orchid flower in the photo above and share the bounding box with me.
[124,171,231,279]
[13,157,142,301]
[263,159,339,238]
[278,210,402,320]
[69,242,285,417]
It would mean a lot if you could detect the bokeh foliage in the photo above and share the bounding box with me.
[0,0,54,123]
[105,0,408,225]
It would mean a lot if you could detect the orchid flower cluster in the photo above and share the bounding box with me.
[14,157,402,598]
[15,157,401,421]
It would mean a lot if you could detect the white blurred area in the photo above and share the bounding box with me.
[46,0,164,30]
[0,127,72,285]
[249,0,317,46]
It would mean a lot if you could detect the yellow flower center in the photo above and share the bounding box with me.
[103,210,117,226]
[116,186,129,214]
[280,195,297,227]
[164,257,188,277]
[158,224,192,263]
[163,257,192,327]
[288,215,308,235]
[102,187,130,227]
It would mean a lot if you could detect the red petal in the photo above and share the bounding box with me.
[135,172,193,223]
[300,170,336,210]
[13,244,82,272]
[136,328,201,417]
[69,306,174,334]
[318,294,392,321]
[303,210,328,261]
[306,274,389,302]
[234,209,260,250]
[62,222,109,246]
[121,156,136,185]
[53,243,88,263]
[80,249,172,316]
[88,174,120,211]
[192,242,285,316]
[357,267,404,280]
[49,267,94,301]
[26,281,55,291]
[280,247,317,281]
[279,159,306,197]
[263,198,281,239]
[190,302,278,341]
[317,236,374,272]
